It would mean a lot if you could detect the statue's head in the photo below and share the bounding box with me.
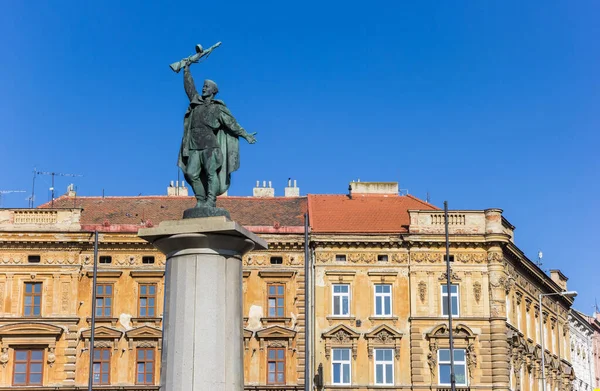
[202,79,219,98]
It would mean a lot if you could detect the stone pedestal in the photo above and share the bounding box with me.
[139,216,267,391]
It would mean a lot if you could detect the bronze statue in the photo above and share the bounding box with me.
[173,43,257,218]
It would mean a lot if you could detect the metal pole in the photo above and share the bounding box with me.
[304,213,311,390]
[444,201,456,391]
[88,231,99,391]
[539,294,546,391]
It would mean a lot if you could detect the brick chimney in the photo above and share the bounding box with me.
[348,181,398,197]
[167,181,188,196]
[550,269,568,291]
[285,179,300,197]
[253,181,275,198]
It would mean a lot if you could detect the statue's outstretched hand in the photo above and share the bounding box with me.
[245,132,257,144]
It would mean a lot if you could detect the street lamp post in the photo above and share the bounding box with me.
[538,290,578,391]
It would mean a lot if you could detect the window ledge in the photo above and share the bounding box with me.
[86,317,119,326]
[261,317,292,327]
[368,316,399,325]
[131,317,162,327]
[326,315,356,326]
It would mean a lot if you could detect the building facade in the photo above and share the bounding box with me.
[569,310,595,391]
[0,181,578,391]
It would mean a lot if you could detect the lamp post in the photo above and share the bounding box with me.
[538,290,578,391]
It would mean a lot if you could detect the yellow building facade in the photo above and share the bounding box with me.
[0,182,576,391]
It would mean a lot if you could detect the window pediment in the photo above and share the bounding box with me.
[0,322,63,338]
[85,270,122,278]
[81,326,122,351]
[243,329,253,350]
[258,270,296,279]
[125,326,162,350]
[322,324,360,360]
[364,324,403,359]
[427,323,475,343]
[255,325,296,351]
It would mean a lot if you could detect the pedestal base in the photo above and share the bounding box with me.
[139,217,267,391]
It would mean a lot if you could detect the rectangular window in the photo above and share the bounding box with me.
[441,284,459,317]
[142,256,155,264]
[332,284,350,316]
[377,254,388,262]
[27,255,41,263]
[267,284,285,317]
[332,348,351,385]
[139,284,156,317]
[93,348,111,385]
[267,348,285,384]
[438,349,467,386]
[270,256,283,265]
[13,349,43,386]
[24,282,42,316]
[99,256,112,264]
[96,284,113,317]
[374,285,392,316]
[335,254,346,262]
[136,348,155,385]
[374,349,394,385]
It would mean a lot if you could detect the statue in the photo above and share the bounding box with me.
[172,43,257,218]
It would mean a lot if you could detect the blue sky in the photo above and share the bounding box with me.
[1,1,598,310]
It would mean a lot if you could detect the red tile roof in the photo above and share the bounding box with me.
[308,194,437,233]
[39,195,307,229]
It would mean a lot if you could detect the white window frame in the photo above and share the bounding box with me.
[437,348,468,386]
[331,348,351,385]
[374,284,392,317]
[374,348,394,385]
[332,284,350,316]
[440,284,460,317]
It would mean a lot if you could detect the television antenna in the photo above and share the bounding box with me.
[0,190,26,207]
[35,170,83,207]
[536,250,543,268]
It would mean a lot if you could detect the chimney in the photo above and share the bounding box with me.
[167,181,188,196]
[253,180,275,197]
[285,179,300,197]
[348,181,398,197]
[67,184,76,197]
[550,270,568,291]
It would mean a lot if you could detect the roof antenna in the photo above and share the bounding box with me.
[426,191,431,203]
[0,190,26,208]
[36,170,83,207]
[536,250,543,268]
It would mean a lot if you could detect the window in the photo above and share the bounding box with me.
[332,284,350,316]
[28,255,41,263]
[335,254,346,262]
[444,255,455,263]
[136,348,155,385]
[142,256,155,264]
[270,256,283,265]
[24,282,42,316]
[438,349,467,386]
[441,284,459,317]
[374,285,392,316]
[96,284,113,317]
[13,349,43,386]
[374,349,394,385]
[99,256,112,264]
[267,348,285,384]
[332,348,351,385]
[377,254,388,262]
[268,284,285,317]
[139,284,156,317]
[93,348,111,385]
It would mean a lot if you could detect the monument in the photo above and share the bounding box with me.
[139,42,267,391]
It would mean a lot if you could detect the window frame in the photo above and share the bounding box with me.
[373,284,392,317]
[437,348,468,386]
[266,347,286,385]
[331,284,351,317]
[96,283,114,318]
[138,284,157,318]
[23,282,42,317]
[92,347,111,385]
[267,284,285,318]
[331,348,351,385]
[374,348,394,385]
[440,284,460,317]
[13,349,44,386]
[136,347,155,385]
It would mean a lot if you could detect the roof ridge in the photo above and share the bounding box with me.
[405,194,439,210]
